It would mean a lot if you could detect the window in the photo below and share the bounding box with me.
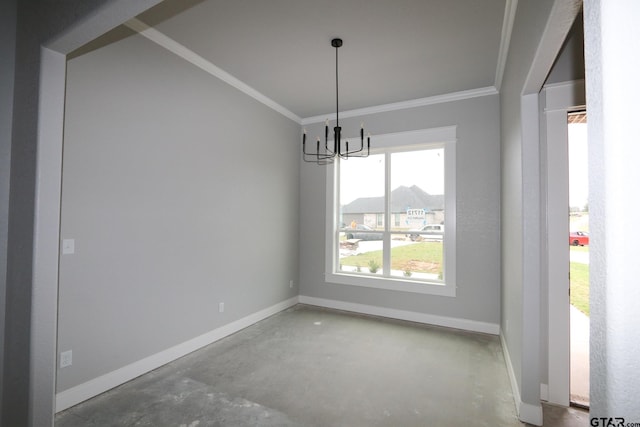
[325,127,456,296]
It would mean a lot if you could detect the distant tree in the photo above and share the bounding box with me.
[582,202,589,212]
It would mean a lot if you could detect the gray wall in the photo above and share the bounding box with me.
[57,33,300,392]
[499,0,554,412]
[0,0,17,418]
[299,94,501,325]
[545,12,585,86]
[585,0,640,419]
[2,1,125,424]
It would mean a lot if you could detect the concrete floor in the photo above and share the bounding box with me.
[535,404,589,427]
[55,305,585,426]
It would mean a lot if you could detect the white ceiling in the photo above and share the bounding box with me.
[133,0,509,121]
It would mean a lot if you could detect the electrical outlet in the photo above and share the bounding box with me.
[219,302,224,313]
[289,280,294,288]
[60,350,72,368]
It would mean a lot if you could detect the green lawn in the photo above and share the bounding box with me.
[570,261,589,316]
[570,245,589,253]
[340,242,443,274]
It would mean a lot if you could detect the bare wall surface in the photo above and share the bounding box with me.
[0,0,18,419]
[499,0,554,417]
[57,33,300,392]
[545,12,585,86]
[585,0,640,419]
[299,94,501,325]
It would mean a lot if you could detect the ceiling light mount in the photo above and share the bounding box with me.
[303,38,370,165]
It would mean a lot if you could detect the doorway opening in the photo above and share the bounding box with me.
[568,111,589,408]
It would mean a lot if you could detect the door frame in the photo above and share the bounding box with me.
[542,79,586,406]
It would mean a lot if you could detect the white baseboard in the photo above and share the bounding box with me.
[540,383,549,401]
[500,332,543,426]
[298,295,500,335]
[519,401,543,426]
[56,296,299,412]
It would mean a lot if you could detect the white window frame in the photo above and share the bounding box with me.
[325,126,457,297]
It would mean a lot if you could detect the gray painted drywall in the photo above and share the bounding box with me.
[299,94,501,325]
[0,0,17,417]
[545,12,584,86]
[5,1,179,425]
[499,0,554,415]
[501,1,582,422]
[57,32,300,392]
[585,0,640,419]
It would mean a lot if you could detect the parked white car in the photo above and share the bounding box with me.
[408,224,444,241]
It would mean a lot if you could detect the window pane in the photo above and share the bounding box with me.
[390,149,444,233]
[338,154,385,275]
[389,149,445,282]
[338,236,383,275]
[339,154,385,231]
[390,233,443,281]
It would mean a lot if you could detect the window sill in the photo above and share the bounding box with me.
[325,272,456,297]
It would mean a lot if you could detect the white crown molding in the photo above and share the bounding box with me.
[301,86,499,125]
[126,13,506,128]
[495,0,518,91]
[124,18,302,124]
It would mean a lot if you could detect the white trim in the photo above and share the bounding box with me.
[495,0,518,91]
[124,18,500,127]
[124,18,301,124]
[540,383,549,401]
[324,273,456,297]
[299,296,499,335]
[325,127,457,297]
[500,332,521,415]
[542,80,586,407]
[543,79,586,112]
[55,297,299,412]
[31,47,67,427]
[519,401,543,426]
[500,332,544,426]
[522,0,583,95]
[301,86,498,125]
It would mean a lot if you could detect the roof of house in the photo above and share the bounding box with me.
[342,185,444,214]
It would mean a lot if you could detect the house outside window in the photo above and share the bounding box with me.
[325,127,457,297]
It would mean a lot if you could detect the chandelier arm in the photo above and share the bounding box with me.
[303,135,336,160]
[301,37,370,165]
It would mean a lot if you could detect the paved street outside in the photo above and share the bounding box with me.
[570,247,589,406]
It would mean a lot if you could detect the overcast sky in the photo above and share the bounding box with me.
[339,148,444,205]
[568,122,588,209]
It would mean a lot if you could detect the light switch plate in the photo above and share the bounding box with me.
[60,350,72,368]
[62,239,75,255]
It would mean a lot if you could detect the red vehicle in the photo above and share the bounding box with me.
[570,231,589,246]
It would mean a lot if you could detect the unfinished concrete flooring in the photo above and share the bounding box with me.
[56,305,523,426]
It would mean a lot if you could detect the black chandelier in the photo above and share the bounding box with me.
[303,38,370,165]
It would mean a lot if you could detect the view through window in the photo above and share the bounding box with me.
[568,111,589,407]
[336,146,446,283]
